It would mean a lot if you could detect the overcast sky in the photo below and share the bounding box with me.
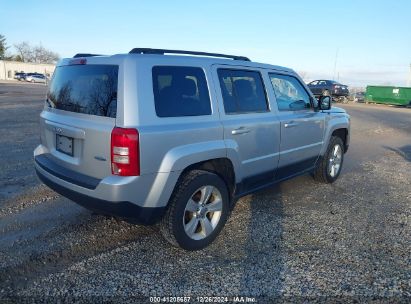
[1,0,410,87]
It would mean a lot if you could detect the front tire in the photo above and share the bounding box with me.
[160,170,230,251]
[313,136,344,183]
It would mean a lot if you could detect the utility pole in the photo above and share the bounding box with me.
[332,48,339,80]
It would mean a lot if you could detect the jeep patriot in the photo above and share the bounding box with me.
[34,48,350,250]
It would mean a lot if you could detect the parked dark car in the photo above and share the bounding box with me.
[14,72,27,81]
[307,80,349,103]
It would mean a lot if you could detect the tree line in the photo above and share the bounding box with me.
[0,34,59,64]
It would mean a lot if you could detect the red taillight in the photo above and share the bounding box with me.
[111,127,140,176]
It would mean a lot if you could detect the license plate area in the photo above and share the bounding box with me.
[56,134,74,156]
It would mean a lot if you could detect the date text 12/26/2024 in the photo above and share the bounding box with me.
[149,296,257,303]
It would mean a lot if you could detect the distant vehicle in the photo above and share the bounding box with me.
[353,92,365,103]
[23,72,42,81]
[14,72,27,81]
[26,74,47,83]
[26,72,43,77]
[307,80,349,103]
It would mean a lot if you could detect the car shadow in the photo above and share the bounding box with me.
[383,145,411,162]
[238,184,285,297]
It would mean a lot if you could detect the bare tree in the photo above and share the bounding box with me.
[14,42,32,62]
[14,42,59,64]
[14,54,24,62]
[0,34,9,59]
[33,45,59,64]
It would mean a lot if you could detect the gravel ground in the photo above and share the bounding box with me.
[0,83,410,303]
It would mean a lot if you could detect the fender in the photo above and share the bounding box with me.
[150,140,241,207]
[320,115,350,156]
[158,140,228,173]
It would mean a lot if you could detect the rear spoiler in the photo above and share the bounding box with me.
[72,53,103,58]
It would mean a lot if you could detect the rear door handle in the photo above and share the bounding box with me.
[284,121,299,128]
[231,127,251,135]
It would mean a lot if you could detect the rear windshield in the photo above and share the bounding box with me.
[47,65,118,118]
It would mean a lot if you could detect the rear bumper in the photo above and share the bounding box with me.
[34,154,166,225]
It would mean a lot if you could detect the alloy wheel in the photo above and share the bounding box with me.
[328,144,342,177]
[183,185,223,240]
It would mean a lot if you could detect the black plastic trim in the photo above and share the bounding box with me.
[35,154,100,190]
[275,156,318,180]
[129,48,250,61]
[235,156,319,198]
[35,168,166,225]
[235,166,316,199]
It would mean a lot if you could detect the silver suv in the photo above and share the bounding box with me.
[34,48,350,250]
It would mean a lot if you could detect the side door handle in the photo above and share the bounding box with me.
[284,121,299,128]
[231,127,251,135]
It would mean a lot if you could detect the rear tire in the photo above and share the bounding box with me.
[313,136,344,183]
[160,170,230,251]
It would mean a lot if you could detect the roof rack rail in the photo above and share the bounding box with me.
[128,48,250,61]
[73,53,102,58]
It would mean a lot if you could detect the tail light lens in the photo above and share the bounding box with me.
[334,85,341,89]
[69,58,87,65]
[111,127,140,176]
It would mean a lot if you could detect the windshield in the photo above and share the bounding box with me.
[47,64,118,118]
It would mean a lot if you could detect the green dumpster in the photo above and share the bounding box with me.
[365,86,411,106]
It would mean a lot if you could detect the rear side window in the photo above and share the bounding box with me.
[47,65,118,118]
[218,69,268,114]
[152,66,211,117]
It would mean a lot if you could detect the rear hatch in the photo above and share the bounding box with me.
[40,61,118,179]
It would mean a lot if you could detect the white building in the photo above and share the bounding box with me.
[0,60,55,80]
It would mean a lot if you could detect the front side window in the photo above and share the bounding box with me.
[152,66,211,117]
[269,74,311,111]
[218,69,268,114]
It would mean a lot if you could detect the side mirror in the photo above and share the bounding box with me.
[319,96,331,110]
